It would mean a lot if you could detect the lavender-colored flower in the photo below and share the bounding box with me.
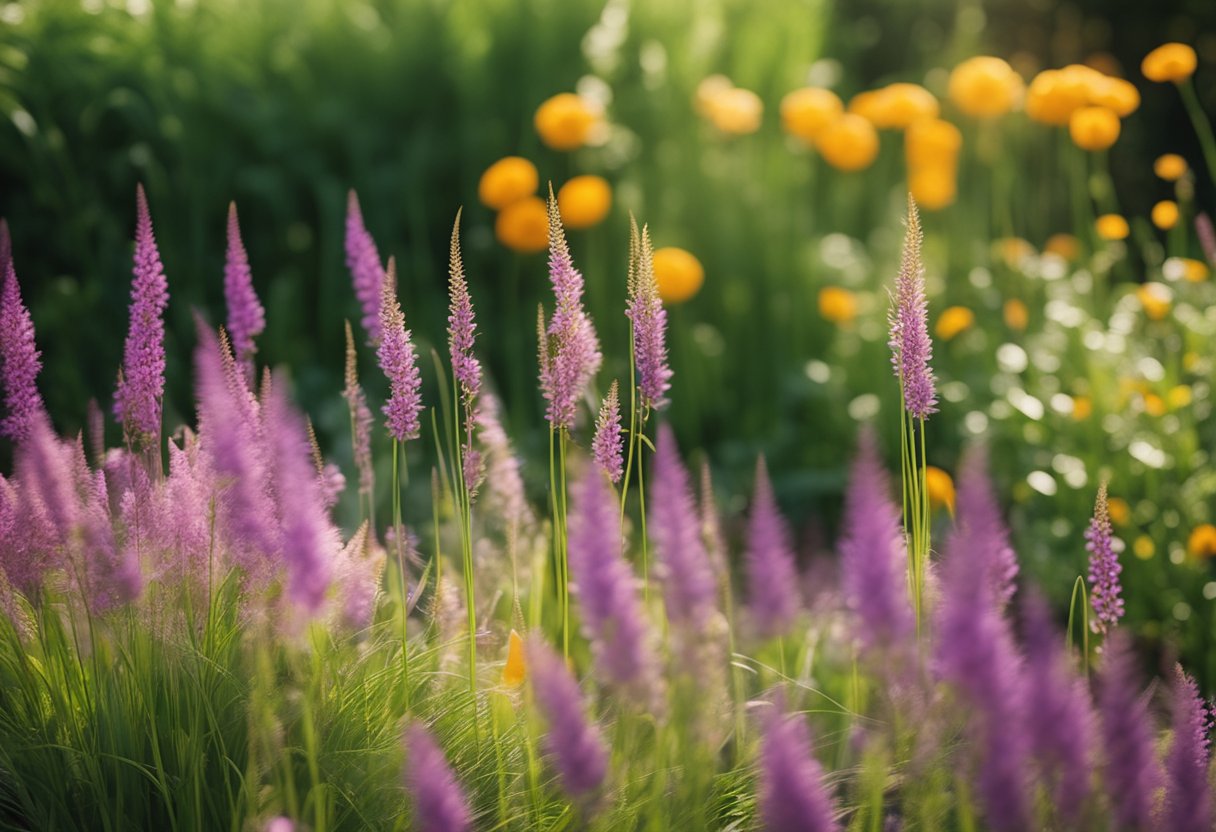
[1021,592,1095,821]
[0,220,45,441]
[745,457,800,639]
[345,190,385,343]
[887,195,936,420]
[377,258,423,443]
[699,460,727,577]
[1096,633,1163,831]
[404,722,473,832]
[527,635,610,799]
[1165,665,1213,832]
[1196,212,1216,266]
[342,321,375,502]
[114,184,170,441]
[539,192,602,430]
[626,217,671,411]
[567,463,659,707]
[1086,482,1123,634]
[592,381,624,483]
[447,210,481,406]
[224,202,266,381]
[264,818,294,832]
[955,445,1018,607]
[838,427,912,653]
[475,393,532,534]
[758,701,839,832]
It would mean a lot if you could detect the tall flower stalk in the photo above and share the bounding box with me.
[0,219,45,442]
[887,194,936,633]
[1086,481,1123,636]
[223,202,265,385]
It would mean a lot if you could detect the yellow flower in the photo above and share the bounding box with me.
[502,629,526,688]
[1095,214,1129,241]
[1133,535,1155,560]
[495,196,549,253]
[1136,282,1172,320]
[1153,153,1188,181]
[1003,298,1029,331]
[925,466,955,516]
[815,114,880,171]
[1025,68,1089,126]
[695,75,735,118]
[653,247,704,304]
[995,237,1035,267]
[1071,396,1093,420]
[707,87,763,135]
[818,286,858,325]
[1069,106,1121,151]
[478,157,539,210]
[1151,200,1179,231]
[847,89,886,123]
[556,175,612,230]
[1045,233,1081,261]
[935,306,975,340]
[534,93,599,151]
[1181,258,1210,282]
[947,56,1024,117]
[908,163,958,211]
[857,83,940,129]
[781,87,844,144]
[905,118,963,168]
[1143,392,1166,416]
[1141,43,1198,83]
[1168,384,1193,409]
[1107,497,1131,526]
[1188,524,1216,560]
[1089,76,1140,117]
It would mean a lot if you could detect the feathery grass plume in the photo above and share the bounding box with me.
[758,700,840,832]
[626,217,671,411]
[539,188,602,430]
[527,635,610,800]
[592,381,624,483]
[838,427,913,653]
[1165,665,1213,832]
[1096,633,1163,830]
[342,321,375,506]
[475,393,533,535]
[1197,212,1216,265]
[223,203,265,382]
[114,184,169,443]
[345,189,385,343]
[332,521,384,631]
[934,510,1032,831]
[567,462,659,707]
[1021,592,1095,821]
[1086,482,1123,634]
[699,460,727,576]
[6,414,67,592]
[887,195,936,420]
[377,258,423,443]
[85,462,142,610]
[0,220,45,441]
[745,456,800,639]
[955,445,1018,607]
[403,722,473,832]
[447,209,481,407]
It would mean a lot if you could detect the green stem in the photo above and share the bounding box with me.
[1180,80,1216,188]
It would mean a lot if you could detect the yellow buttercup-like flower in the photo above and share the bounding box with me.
[1136,282,1172,320]
[925,466,955,516]
[1151,200,1179,231]
[653,247,705,304]
[1168,385,1193,409]
[935,306,975,340]
[947,56,1024,117]
[1181,258,1210,282]
[1025,68,1089,126]
[1069,106,1121,151]
[1188,524,1216,560]
[909,164,957,211]
[1143,392,1166,417]
[502,629,526,688]
[695,75,735,118]
[1133,536,1155,560]
[905,118,963,168]
[556,175,612,230]
[818,286,858,325]
[781,87,844,144]
[1107,497,1131,526]
[1045,233,1081,261]
[534,93,599,151]
[1141,43,1198,83]
[1071,396,1093,420]
[707,87,764,135]
[1089,76,1140,117]
[478,157,539,210]
[495,196,549,253]
[1095,214,1130,241]
[815,114,880,171]
[854,83,939,129]
[1153,154,1188,181]
[1003,298,1029,331]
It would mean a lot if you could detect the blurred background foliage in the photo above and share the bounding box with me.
[2,0,1216,681]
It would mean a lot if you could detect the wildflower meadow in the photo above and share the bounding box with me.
[2,1,1216,830]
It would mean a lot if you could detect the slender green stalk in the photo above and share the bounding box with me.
[1179,80,1216,188]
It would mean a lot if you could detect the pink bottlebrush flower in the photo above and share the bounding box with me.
[345,190,385,343]
[223,203,266,382]
[592,381,624,484]
[96,467,144,609]
[1086,482,1123,634]
[838,428,913,653]
[114,184,170,442]
[887,195,937,420]
[567,462,660,708]
[332,522,384,631]
[1197,212,1216,266]
[626,217,671,411]
[447,210,481,407]
[0,220,45,441]
[1097,633,1163,831]
[745,456,801,639]
[377,258,423,443]
[1165,665,1214,832]
[461,446,483,497]
[758,700,839,832]
[539,192,602,430]
[527,635,610,800]
[342,321,375,501]
[955,445,1018,607]
[404,722,473,832]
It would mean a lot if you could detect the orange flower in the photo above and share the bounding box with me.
[707,87,764,135]
[1141,43,1198,83]
[1181,258,1209,282]
[905,118,963,168]
[818,286,858,324]
[1069,106,1121,151]
[1153,153,1188,181]
[996,237,1035,267]
[935,306,975,340]
[1071,396,1093,420]
[653,247,705,304]
[1045,233,1081,261]
[781,87,844,144]
[1151,200,1179,231]
[534,93,599,151]
[1143,392,1166,416]
[1025,69,1090,126]
[947,56,1024,117]
[495,196,549,253]
[478,157,539,210]
[502,629,526,688]
[925,466,955,516]
[1095,214,1130,241]
[1136,282,1172,320]
[854,83,939,129]
[909,164,957,211]
[1003,298,1029,331]
[1188,524,1216,560]
[695,75,735,118]
[1088,76,1140,117]
[815,114,880,171]
[557,175,612,229]
[1107,497,1131,526]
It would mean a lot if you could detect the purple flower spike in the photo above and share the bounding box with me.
[527,635,610,800]
[1196,212,1216,266]
[838,428,912,653]
[404,722,473,832]
[1165,665,1214,832]
[224,203,265,382]
[345,190,385,343]
[1086,482,1123,634]
[626,217,671,411]
[745,457,800,639]
[0,220,45,441]
[447,210,481,407]
[758,701,839,832]
[1097,633,1162,831]
[955,445,1018,607]
[592,381,624,484]
[887,195,936,420]
[114,184,169,442]
[377,258,423,443]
